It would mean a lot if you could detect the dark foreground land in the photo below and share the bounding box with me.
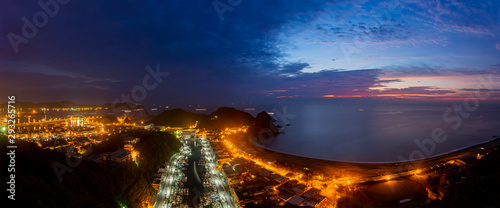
[0,131,180,208]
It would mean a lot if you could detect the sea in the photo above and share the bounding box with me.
[249,99,500,163]
[36,99,499,163]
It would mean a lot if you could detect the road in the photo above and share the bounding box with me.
[153,140,191,208]
[200,137,239,208]
[153,136,238,208]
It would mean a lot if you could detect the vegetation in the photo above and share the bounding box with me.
[202,107,255,129]
[0,131,180,208]
[133,131,181,182]
[148,108,208,127]
[100,115,119,124]
[87,133,125,156]
[149,107,255,129]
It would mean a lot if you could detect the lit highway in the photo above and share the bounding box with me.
[153,140,191,208]
[200,137,239,208]
[153,135,238,208]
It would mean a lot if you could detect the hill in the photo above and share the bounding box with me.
[201,107,255,129]
[149,107,255,129]
[247,111,281,138]
[148,108,208,127]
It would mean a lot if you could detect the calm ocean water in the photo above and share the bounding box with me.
[254,100,500,162]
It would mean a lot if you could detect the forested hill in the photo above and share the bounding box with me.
[149,107,255,129]
[148,108,208,127]
[0,131,180,208]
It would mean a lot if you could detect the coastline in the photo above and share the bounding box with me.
[253,136,500,164]
[232,134,500,178]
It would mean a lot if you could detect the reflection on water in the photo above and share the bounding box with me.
[261,101,500,162]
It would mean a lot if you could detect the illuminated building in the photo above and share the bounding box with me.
[68,115,86,127]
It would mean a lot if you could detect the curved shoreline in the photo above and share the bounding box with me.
[252,136,500,164]
[235,135,500,177]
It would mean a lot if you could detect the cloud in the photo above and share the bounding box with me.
[0,59,110,83]
[315,21,411,45]
[459,88,500,92]
[263,69,386,98]
[496,43,500,50]
[382,64,500,77]
[403,0,499,37]
[277,62,311,76]
[381,65,456,77]
[442,24,494,36]
[455,64,500,75]
[0,71,121,104]
[374,86,455,95]
[0,0,331,104]
[302,0,497,51]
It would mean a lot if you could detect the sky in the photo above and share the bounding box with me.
[1,0,500,106]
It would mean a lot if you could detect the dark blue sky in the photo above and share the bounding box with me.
[1,0,500,105]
